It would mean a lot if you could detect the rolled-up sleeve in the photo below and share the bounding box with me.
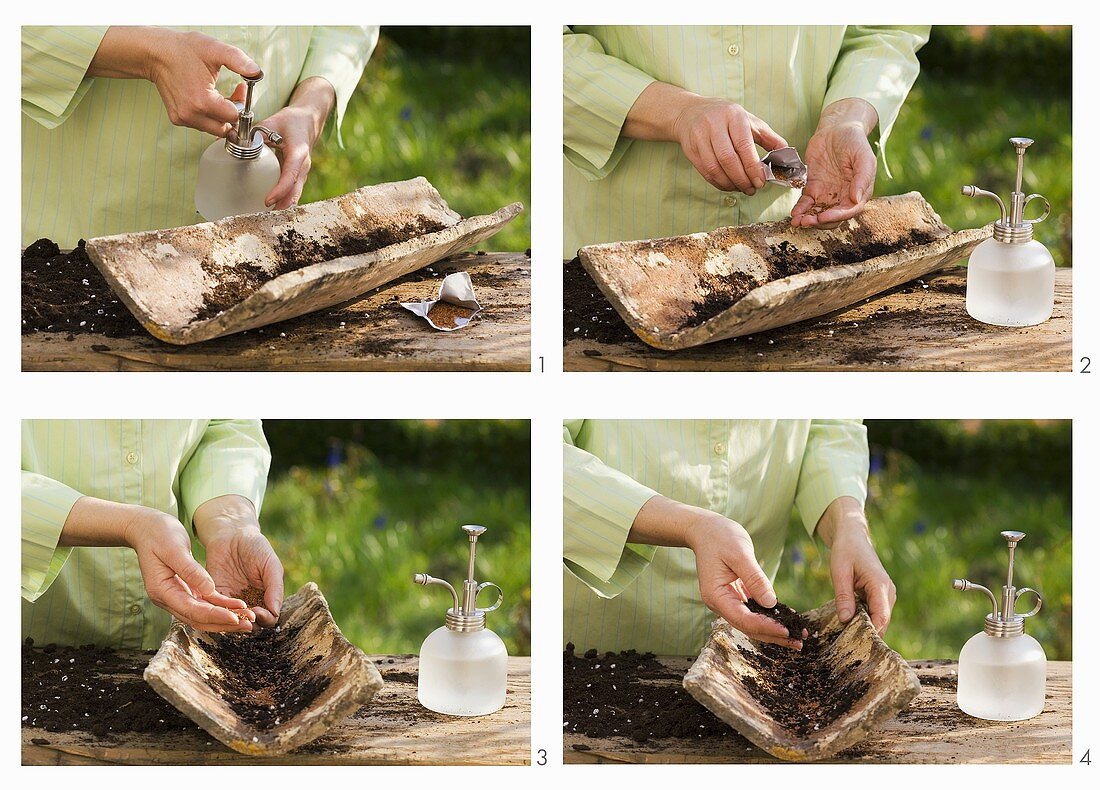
[823,26,930,174]
[563,27,656,181]
[22,472,82,601]
[299,25,379,145]
[794,419,869,536]
[22,26,109,129]
[179,420,271,529]
[563,420,659,599]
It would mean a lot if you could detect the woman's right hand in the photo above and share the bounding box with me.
[628,495,802,649]
[686,512,805,649]
[671,98,789,195]
[89,27,260,138]
[123,507,255,633]
[622,82,787,195]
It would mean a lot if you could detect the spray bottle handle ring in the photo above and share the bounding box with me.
[475,581,504,613]
[1022,194,1050,225]
[1014,587,1043,618]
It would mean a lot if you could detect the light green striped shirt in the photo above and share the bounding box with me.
[22,25,378,247]
[564,419,868,655]
[22,420,270,650]
[563,25,929,255]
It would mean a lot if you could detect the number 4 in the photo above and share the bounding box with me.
[1082,749,1091,765]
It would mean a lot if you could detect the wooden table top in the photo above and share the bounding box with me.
[22,252,531,372]
[564,267,1072,372]
[564,657,1071,764]
[22,654,531,766]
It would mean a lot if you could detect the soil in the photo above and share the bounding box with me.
[21,639,200,737]
[21,239,143,337]
[562,258,636,345]
[194,215,447,321]
[426,301,476,328]
[745,598,808,639]
[733,604,869,739]
[196,624,331,731]
[563,643,739,744]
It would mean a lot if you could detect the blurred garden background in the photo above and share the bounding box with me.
[775,419,1072,661]
[884,25,1071,266]
[237,420,531,656]
[301,27,531,252]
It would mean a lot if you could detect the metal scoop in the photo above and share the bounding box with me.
[762,147,808,189]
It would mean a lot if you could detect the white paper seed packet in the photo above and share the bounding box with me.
[401,271,483,332]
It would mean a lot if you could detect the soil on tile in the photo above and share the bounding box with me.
[564,226,945,343]
[733,604,869,739]
[686,227,944,328]
[563,643,741,744]
[21,639,199,737]
[196,624,331,731]
[426,301,476,328]
[193,215,447,321]
[21,239,143,337]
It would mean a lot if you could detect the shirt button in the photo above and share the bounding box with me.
[129,603,142,614]
[723,195,738,207]
[713,442,726,456]
[727,43,740,57]
[125,451,138,465]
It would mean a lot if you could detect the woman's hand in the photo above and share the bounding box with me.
[89,27,260,138]
[686,513,806,649]
[194,495,284,626]
[126,510,256,632]
[817,496,896,633]
[623,82,788,194]
[60,497,253,632]
[249,77,336,209]
[791,98,878,229]
[628,496,801,649]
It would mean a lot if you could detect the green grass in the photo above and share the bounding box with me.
[881,76,1071,266]
[774,449,1072,661]
[302,36,531,251]
[248,446,531,656]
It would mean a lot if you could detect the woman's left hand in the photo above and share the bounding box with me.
[194,495,284,626]
[235,76,335,210]
[817,496,896,634]
[791,98,879,230]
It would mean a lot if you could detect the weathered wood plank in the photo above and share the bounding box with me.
[22,654,530,765]
[564,268,1071,372]
[23,253,531,372]
[565,658,1071,764]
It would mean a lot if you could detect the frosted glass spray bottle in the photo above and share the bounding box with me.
[952,530,1045,721]
[195,71,284,222]
[412,525,507,716]
[960,137,1054,326]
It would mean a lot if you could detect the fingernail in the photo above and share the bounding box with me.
[753,177,764,189]
[839,605,854,622]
